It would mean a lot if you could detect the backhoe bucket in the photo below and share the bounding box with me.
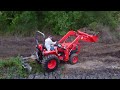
[20,55,37,72]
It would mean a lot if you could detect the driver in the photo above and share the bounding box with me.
[45,36,57,51]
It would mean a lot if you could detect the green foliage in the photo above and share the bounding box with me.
[9,11,38,36]
[0,57,27,78]
[0,56,44,79]
[43,11,120,35]
[0,57,21,68]
[89,22,98,31]
[0,13,8,34]
[0,11,120,36]
[44,11,82,35]
[29,61,43,74]
[96,11,118,30]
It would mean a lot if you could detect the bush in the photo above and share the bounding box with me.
[9,11,38,36]
[0,57,27,78]
[0,56,43,79]
[88,22,98,31]
[0,11,120,36]
[0,14,8,34]
[44,11,82,35]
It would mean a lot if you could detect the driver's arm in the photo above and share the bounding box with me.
[52,41,57,45]
[47,38,56,45]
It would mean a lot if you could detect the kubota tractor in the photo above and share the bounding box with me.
[28,30,99,72]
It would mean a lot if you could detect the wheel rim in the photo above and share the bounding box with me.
[48,60,57,69]
[72,56,78,64]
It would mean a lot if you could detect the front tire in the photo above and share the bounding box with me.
[69,53,79,64]
[42,55,59,72]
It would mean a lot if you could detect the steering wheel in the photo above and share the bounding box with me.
[55,42,66,50]
[57,43,62,48]
[54,42,62,48]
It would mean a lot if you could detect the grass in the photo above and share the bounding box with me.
[29,60,44,74]
[0,57,43,79]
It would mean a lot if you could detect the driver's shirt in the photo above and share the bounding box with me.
[45,37,56,51]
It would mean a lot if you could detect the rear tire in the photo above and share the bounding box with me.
[69,53,79,64]
[42,55,59,72]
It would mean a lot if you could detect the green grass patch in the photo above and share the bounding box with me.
[0,57,43,79]
[0,57,27,79]
[29,61,44,74]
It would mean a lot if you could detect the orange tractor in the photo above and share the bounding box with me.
[21,30,99,72]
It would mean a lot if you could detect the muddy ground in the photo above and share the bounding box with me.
[0,36,120,79]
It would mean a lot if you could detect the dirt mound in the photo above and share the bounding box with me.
[99,28,119,44]
[80,26,119,44]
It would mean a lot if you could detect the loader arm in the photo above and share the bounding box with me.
[59,30,99,43]
[61,30,99,61]
[58,30,77,43]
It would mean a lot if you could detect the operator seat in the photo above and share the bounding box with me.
[42,42,47,51]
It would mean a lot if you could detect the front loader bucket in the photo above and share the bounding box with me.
[92,35,98,42]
